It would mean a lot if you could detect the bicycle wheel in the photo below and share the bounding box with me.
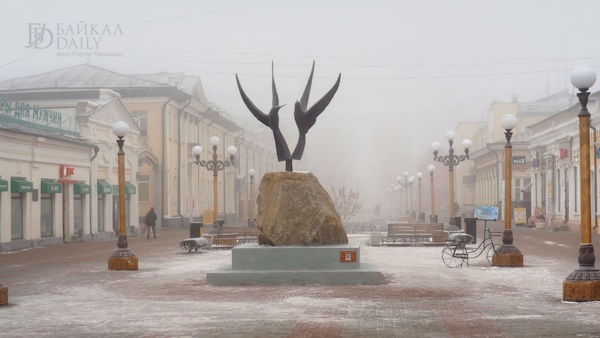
[486,245,497,266]
[442,245,467,268]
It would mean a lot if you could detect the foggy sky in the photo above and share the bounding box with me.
[2,0,600,208]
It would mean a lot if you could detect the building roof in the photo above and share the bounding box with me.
[516,90,577,116]
[0,64,242,132]
[0,64,161,90]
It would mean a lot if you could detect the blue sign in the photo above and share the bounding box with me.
[474,206,499,221]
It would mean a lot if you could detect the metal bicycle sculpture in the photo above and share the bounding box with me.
[442,222,502,268]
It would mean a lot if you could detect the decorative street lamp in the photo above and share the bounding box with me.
[416,172,424,221]
[428,165,437,223]
[432,131,472,226]
[397,172,410,215]
[108,121,138,271]
[248,168,256,227]
[192,136,237,227]
[563,65,600,301]
[492,114,523,267]
[409,175,415,218]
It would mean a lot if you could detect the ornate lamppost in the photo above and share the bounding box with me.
[563,65,600,301]
[428,165,437,223]
[416,172,424,221]
[248,168,256,227]
[409,175,415,218]
[108,121,138,271]
[397,172,410,215]
[432,131,472,226]
[492,114,523,267]
[192,136,237,227]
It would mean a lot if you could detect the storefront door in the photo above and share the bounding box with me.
[74,195,84,235]
[40,194,53,237]
[11,193,24,240]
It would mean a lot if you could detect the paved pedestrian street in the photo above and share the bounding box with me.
[1,222,600,337]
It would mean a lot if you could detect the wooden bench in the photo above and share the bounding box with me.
[209,226,258,248]
[381,222,445,246]
[179,237,209,252]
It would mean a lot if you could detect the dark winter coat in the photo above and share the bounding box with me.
[146,210,157,227]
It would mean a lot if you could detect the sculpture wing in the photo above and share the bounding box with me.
[236,74,269,127]
[272,61,279,107]
[299,60,315,110]
[303,73,341,131]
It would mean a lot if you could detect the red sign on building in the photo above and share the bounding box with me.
[60,164,75,178]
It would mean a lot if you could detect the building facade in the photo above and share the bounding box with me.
[0,89,140,251]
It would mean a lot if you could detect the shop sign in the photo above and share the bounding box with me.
[512,156,526,164]
[203,209,214,225]
[0,97,62,127]
[60,164,75,178]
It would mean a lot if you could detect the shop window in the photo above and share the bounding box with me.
[98,195,105,232]
[74,195,84,233]
[557,169,561,212]
[139,175,150,202]
[40,194,53,237]
[11,193,24,240]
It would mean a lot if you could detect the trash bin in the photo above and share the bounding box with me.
[465,217,477,244]
[190,222,203,238]
[218,219,224,227]
[454,216,462,230]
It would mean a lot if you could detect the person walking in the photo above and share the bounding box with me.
[145,207,157,239]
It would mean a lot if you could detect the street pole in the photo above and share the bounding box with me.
[563,65,600,301]
[493,114,523,267]
[417,172,423,221]
[108,121,138,271]
[428,165,437,223]
[192,137,237,229]
[432,131,471,226]
[248,168,255,227]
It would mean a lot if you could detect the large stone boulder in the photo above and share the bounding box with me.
[257,171,348,246]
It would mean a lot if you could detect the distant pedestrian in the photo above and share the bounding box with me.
[145,207,157,239]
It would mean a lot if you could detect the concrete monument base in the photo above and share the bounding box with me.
[207,243,381,285]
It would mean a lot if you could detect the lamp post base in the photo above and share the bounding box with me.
[0,284,7,306]
[108,235,138,270]
[492,245,524,267]
[563,268,600,301]
[108,249,139,270]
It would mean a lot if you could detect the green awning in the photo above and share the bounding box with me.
[41,181,62,194]
[97,181,112,195]
[0,178,7,192]
[11,179,33,193]
[125,182,136,195]
[74,183,91,194]
[111,183,136,195]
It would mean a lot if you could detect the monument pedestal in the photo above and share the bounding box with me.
[207,243,381,285]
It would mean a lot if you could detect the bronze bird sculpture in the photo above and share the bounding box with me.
[236,63,291,169]
[237,61,341,171]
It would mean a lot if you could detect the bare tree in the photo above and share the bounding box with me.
[328,186,363,224]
